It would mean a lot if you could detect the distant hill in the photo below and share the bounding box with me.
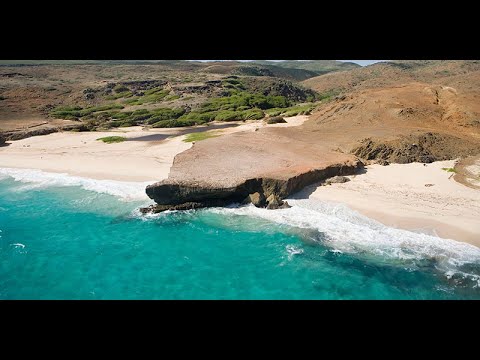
[251,60,360,74]
[0,60,359,81]
[302,60,480,94]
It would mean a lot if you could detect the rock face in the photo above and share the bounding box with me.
[352,133,480,164]
[325,176,350,185]
[0,133,5,146]
[243,192,266,207]
[2,127,59,141]
[144,161,362,213]
[265,194,291,210]
[266,116,287,124]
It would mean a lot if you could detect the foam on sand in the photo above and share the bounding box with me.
[209,199,480,286]
[0,167,151,201]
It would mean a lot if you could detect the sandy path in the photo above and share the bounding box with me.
[0,116,308,182]
[307,160,480,246]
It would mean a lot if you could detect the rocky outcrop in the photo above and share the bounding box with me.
[243,192,266,207]
[0,133,5,146]
[265,194,291,210]
[1,123,89,141]
[266,116,287,124]
[2,127,59,141]
[325,176,350,185]
[143,161,363,213]
[352,132,480,164]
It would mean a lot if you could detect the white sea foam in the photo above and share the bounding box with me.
[209,199,480,285]
[0,167,152,201]
[11,243,25,249]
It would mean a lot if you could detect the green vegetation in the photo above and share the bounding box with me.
[105,91,133,100]
[114,84,129,93]
[265,104,317,117]
[97,136,127,144]
[50,104,125,120]
[250,60,360,74]
[317,89,341,102]
[123,88,170,105]
[442,167,457,173]
[165,94,181,101]
[49,76,321,131]
[183,132,220,143]
[197,92,290,113]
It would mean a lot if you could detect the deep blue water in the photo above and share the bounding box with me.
[0,171,479,300]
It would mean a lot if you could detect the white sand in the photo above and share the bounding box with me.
[0,116,308,182]
[309,161,480,246]
[0,127,192,182]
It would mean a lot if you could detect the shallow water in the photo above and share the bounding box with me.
[0,168,479,299]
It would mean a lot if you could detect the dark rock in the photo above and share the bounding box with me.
[140,199,228,214]
[266,116,287,124]
[266,194,284,210]
[424,184,434,187]
[351,132,478,164]
[61,124,89,132]
[377,159,390,166]
[0,133,5,146]
[243,192,266,208]
[84,93,95,100]
[146,161,363,212]
[279,201,291,209]
[3,127,59,141]
[325,176,350,185]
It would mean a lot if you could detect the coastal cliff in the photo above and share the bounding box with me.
[143,161,362,213]
[141,122,363,213]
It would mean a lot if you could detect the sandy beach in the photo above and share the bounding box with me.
[1,115,479,246]
[308,160,480,246]
[0,116,309,182]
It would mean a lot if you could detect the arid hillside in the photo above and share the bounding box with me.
[300,60,480,163]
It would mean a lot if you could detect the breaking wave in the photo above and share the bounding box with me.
[0,167,151,201]
[208,199,480,286]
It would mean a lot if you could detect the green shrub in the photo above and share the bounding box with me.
[125,89,170,105]
[214,110,241,121]
[165,94,181,101]
[241,109,264,120]
[114,84,129,93]
[106,91,133,100]
[146,108,186,124]
[183,132,220,142]
[97,136,127,143]
[264,104,316,117]
[442,167,457,173]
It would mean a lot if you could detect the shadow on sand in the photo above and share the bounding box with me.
[290,166,367,200]
[127,123,240,142]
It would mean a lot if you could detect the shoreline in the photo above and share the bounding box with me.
[1,117,479,247]
[306,160,480,247]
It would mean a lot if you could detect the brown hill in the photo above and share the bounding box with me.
[299,60,480,162]
[146,61,480,211]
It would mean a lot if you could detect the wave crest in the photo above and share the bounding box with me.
[0,167,151,201]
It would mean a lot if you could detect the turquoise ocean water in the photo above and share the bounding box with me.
[0,168,479,299]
